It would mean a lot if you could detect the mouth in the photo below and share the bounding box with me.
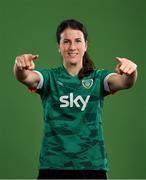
[68,52,78,57]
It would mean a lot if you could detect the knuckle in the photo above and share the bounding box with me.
[15,56,19,62]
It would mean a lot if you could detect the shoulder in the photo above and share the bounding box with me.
[92,68,113,80]
[35,66,61,77]
[49,66,62,74]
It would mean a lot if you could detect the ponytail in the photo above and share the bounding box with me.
[78,52,95,79]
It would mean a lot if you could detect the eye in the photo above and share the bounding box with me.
[76,39,82,43]
[63,40,69,44]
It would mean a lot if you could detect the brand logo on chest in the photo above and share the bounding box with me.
[59,93,90,111]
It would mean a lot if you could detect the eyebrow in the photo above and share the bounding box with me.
[63,38,82,41]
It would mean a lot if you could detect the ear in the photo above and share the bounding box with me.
[57,43,61,53]
[85,41,88,52]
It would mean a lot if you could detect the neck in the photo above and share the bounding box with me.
[63,62,82,76]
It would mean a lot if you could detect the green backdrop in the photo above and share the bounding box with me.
[0,0,145,178]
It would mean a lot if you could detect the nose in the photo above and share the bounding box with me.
[69,42,76,51]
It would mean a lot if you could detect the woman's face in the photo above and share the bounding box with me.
[58,28,87,66]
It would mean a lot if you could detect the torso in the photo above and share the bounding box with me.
[37,65,111,170]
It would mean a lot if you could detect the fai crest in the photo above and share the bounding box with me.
[82,79,94,89]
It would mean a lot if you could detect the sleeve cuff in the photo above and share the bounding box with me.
[104,73,117,92]
[33,70,44,89]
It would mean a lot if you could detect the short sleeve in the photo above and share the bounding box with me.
[35,68,50,97]
[96,69,114,97]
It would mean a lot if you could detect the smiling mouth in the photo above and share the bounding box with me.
[68,52,78,57]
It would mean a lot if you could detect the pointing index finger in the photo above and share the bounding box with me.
[32,54,39,60]
[115,57,123,64]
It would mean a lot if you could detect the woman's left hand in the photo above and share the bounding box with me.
[115,57,137,75]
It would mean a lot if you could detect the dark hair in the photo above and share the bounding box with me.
[56,19,94,79]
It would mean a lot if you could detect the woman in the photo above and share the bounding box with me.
[14,19,137,179]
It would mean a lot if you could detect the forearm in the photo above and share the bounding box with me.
[14,64,40,88]
[121,69,138,89]
[14,64,29,82]
[108,70,138,91]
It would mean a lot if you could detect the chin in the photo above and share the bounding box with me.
[64,56,82,66]
[69,58,81,64]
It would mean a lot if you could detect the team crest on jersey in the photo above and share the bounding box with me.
[82,79,94,89]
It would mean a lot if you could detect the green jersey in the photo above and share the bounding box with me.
[35,65,112,170]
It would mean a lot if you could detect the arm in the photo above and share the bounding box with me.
[14,54,40,89]
[108,57,138,91]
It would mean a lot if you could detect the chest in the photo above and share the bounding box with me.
[45,75,103,112]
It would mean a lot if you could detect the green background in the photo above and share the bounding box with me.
[0,0,145,178]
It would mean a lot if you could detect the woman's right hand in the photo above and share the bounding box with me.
[15,54,39,71]
[14,54,40,89]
